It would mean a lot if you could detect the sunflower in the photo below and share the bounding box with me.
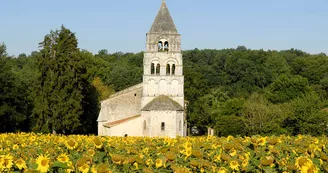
[65,139,78,150]
[295,156,313,170]
[242,159,248,168]
[12,144,19,150]
[229,149,237,156]
[258,137,267,146]
[57,153,70,163]
[36,154,50,173]
[2,154,14,169]
[133,162,139,170]
[87,149,96,157]
[30,135,37,141]
[156,158,163,168]
[66,161,74,173]
[174,167,191,173]
[166,151,177,161]
[93,137,103,149]
[185,148,192,158]
[78,163,90,173]
[111,154,123,165]
[214,154,221,162]
[229,160,240,171]
[91,165,97,173]
[300,162,319,173]
[218,167,227,173]
[97,163,112,173]
[146,158,154,166]
[15,158,27,170]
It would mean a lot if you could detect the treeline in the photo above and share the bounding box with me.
[1,26,327,136]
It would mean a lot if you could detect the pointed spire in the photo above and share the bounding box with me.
[149,0,178,34]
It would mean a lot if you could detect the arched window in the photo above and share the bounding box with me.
[172,64,176,75]
[166,64,170,75]
[161,122,165,131]
[164,41,169,52]
[151,63,155,75]
[158,41,163,51]
[156,64,160,75]
[143,120,147,130]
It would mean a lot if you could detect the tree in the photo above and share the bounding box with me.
[266,74,309,103]
[0,43,29,132]
[282,92,328,136]
[32,26,87,134]
[242,93,287,135]
[92,77,114,101]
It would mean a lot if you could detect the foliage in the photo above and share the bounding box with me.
[266,74,309,103]
[31,26,88,134]
[0,44,29,132]
[1,27,328,136]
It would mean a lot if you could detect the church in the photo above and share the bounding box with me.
[97,0,187,137]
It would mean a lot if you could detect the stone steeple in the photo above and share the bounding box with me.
[149,0,177,34]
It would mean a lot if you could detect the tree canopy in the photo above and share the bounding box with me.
[1,29,328,136]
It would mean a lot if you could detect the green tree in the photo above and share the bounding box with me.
[0,43,29,132]
[32,26,87,134]
[266,74,309,103]
[282,92,328,136]
[242,93,287,135]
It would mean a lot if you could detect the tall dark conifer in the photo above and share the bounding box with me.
[32,26,86,133]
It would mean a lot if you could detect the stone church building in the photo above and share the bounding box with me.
[97,0,187,137]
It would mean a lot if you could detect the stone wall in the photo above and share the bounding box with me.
[142,110,182,138]
[107,117,142,137]
[97,83,143,135]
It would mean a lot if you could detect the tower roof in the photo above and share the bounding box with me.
[149,0,178,34]
[142,95,183,111]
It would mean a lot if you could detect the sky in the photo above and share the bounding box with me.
[1,0,328,56]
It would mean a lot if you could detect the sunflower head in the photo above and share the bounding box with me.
[57,153,70,163]
[155,158,163,168]
[15,158,27,170]
[229,160,240,171]
[166,151,177,161]
[146,158,154,166]
[36,154,50,173]
[295,156,313,170]
[65,139,78,150]
[218,167,227,173]
[78,164,90,173]
[93,137,103,149]
[97,163,112,173]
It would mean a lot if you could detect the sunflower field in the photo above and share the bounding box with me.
[0,133,328,173]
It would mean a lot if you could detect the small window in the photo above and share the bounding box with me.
[156,64,160,75]
[158,41,163,51]
[143,120,146,130]
[179,121,182,131]
[172,64,176,75]
[151,63,155,75]
[166,64,170,75]
[164,41,169,52]
[161,122,165,131]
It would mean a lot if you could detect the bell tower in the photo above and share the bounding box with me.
[142,0,184,108]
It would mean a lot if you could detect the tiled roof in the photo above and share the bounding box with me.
[103,115,141,128]
[149,0,178,34]
[142,95,183,111]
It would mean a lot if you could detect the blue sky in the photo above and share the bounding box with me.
[1,0,328,56]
